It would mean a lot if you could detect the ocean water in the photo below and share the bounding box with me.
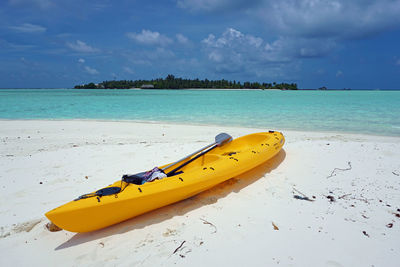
[0,89,399,136]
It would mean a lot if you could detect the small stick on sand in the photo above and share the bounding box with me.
[200,218,217,233]
[293,187,314,201]
[338,193,352,199]
[173,241,186,255]
[327,161,352,178]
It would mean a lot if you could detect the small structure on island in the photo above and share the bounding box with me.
[141,84,155,89]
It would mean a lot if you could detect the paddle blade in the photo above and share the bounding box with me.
[215,133,232,146]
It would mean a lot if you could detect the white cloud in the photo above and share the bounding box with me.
[396,59,400,66]
[336,70,343,77]
[247,35,263,48]
[202,28,335,76]
[78,58,85,63]
[202,28,269,74]
[176,33,189,44]
[126,30,173,46]
[202,28,269,62]
[208,51,223,62]
[262,36,337,62]
[202,28,262,50]
[84,66,99,75]
[202,34,216,46]
[204,28,336,63]
[123,66,134,74]
[67,40,99,53]
[9,23,46,33]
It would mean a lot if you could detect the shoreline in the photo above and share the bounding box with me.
[0,120,399,266]
[1,118,399,138]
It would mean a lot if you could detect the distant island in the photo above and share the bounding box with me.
[74,75,298,90]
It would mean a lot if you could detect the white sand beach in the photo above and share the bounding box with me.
[0,120,399,266]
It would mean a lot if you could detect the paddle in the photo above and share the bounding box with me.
[165,133,232,176]
[121,133,232,184]
[76,133,234,200]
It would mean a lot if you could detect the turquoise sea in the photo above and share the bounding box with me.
[0,89,399,136]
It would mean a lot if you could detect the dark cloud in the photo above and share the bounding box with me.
[181,0,400,83]
[259,0,400,40]
[179,0,400,40]
[176,0,262,12]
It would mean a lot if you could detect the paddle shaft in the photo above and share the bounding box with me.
[166,144,218,177]
[162,142,215,171]
[162,133,231,172]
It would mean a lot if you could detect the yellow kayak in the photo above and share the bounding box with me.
[45,131,285,232]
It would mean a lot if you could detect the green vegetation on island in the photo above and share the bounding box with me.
[74,75,298,90]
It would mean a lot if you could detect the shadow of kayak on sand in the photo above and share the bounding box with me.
[55,149,286,250]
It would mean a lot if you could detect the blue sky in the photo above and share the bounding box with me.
[1,0,400,89]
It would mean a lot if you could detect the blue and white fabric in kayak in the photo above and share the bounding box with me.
[143,167,167,182]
